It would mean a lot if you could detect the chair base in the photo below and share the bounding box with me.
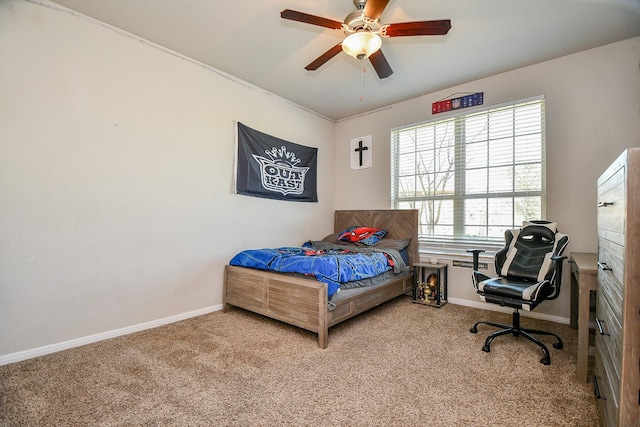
[469,309,563,365]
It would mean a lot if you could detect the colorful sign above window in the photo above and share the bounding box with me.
[432,92,484,115]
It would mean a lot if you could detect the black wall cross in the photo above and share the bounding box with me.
[354,140,369,167]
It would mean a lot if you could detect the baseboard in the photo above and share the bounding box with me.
[447,297,570,325]
[0,305,223,366]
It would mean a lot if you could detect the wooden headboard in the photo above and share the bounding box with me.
[334,210,419,268]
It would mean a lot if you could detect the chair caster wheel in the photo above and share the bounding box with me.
[482,345,490,353]
[470,326,477,333]
[540,357,550,365]
[553,342,563,350]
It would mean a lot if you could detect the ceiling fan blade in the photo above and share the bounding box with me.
[363,0,390,20]
[281,9,343,30]
[305,43,344,71]
[369,49,393,79]
[382,20,452,37]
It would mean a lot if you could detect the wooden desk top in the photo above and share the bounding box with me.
[570,252,598,275]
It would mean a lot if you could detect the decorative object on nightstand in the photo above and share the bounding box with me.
[592,148,640,427]
[413,262,447,307]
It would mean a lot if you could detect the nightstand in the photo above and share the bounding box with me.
[413,262,447,307]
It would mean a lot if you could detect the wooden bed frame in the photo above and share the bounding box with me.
[223,209,418,348]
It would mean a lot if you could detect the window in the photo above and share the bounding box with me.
[391,96,545,250]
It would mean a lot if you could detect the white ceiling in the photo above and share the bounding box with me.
[48,0,640,121]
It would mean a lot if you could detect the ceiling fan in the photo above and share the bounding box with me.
[281,0,451,79]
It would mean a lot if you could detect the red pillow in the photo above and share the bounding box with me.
[338,226,382,243]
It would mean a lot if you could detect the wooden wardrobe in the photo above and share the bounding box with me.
[594,148,640,427]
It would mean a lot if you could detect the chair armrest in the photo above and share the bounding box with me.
[547,255,568,300]
[466,249,485,270]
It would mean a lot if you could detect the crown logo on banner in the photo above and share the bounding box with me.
[252,146,310,196]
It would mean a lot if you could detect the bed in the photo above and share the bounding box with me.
[223,209,418,348]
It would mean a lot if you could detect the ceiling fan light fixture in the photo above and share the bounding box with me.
[342,31,381,59]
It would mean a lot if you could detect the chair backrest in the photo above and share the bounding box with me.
[495,221,569,283]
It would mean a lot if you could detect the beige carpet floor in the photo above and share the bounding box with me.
[0,297,600,426]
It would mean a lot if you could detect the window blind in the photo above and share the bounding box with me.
[391,96,546,249]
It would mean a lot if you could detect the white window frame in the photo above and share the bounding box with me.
[391,95,546,255]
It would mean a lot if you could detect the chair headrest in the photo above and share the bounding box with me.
[520,224,556,242]
[522,220,557,233]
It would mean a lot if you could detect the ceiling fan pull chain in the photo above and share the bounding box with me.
[360,58,366,102]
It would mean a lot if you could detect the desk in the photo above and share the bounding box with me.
[569,252,598,383]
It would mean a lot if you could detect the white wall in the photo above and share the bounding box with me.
[0,0,335,360]
[334,37,640,320]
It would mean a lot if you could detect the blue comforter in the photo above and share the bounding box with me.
[229,242,402,298]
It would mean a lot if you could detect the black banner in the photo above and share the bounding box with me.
[235,122,318,202]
